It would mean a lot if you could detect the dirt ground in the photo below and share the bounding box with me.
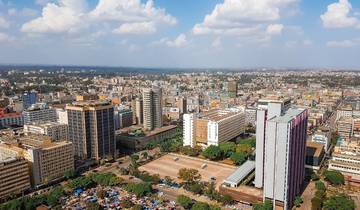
[139,153,237,189]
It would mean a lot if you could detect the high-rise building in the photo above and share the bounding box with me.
[22,91,38,110]
[254,98,308,210]
[228,81,238,98]
[143,88,163,131]
[66,100,115,160]
[23,103,57,124]
[114,109,133,129]
[135,98,144,125]
[0,147,31,199]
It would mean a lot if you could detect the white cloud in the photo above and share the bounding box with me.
[212,37,222,48]
[21,0,88,33]
[22,0,176,35]
[193,0,298,40]
[8,8,38,17]
[321,0,360,29]
[0,16,10,28]
[35,0,52,6]
[152,34,188,48]
[266,24,284,35]
[113,21,156,34]
[326,38,360,47]
[0,32,14,42]
[166,34,188,48]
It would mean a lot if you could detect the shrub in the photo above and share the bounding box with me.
[315,181,326,191]
[324,170,344,186]
[177,195,193,209]
[219,142,236,157]
[230,152,248,165]
[202,145,222,160]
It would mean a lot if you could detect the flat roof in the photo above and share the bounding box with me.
[306,141,324,157]
[198,108,242,122]
[223,160,255,185]
[269,108,305,123]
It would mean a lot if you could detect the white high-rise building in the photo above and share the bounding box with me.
[183,113,195,147]
[254,98,308,210]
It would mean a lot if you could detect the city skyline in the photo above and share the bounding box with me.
[0,0,360,68]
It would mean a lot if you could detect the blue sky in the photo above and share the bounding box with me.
[0,0,360,68]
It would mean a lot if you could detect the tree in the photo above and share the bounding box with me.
[191,202,210,210]
[239,137,256,148]
[324,170,344,186]
[64,169,76,179]
[186,183,203,194]
[253,200,273,210]
[47,186,64,206]
[177,195,193,209]
[209,205,221,210]
[220,194,233,205]
[294,196,303,208]
[126,182,152,197]
[67,176,94,190]
[230,152,248,165]
[311,196,322,210]
[164,176,173,185]
[315,181,326,191]
[181,146,201,157]
[202,145,222,160]
[219,142,236,157]
[132,204,143,210]
[178,168,201,184]
[130,154,139,163]
[323,194,356,210]
[236,144,252,154]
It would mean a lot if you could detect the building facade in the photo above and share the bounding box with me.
[24,121,68,141]
[66,100,115,160]
[143,88,163,131]
[22,91,38,110]
[23,103,57,124]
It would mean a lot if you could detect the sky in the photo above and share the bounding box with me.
[0,0,360,69]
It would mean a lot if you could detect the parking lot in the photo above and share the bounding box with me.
[139,153,237,189]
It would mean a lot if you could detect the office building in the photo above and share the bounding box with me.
[254,98,291,189]
[183,108,245,147]
[134,98,144,125]
[66,100,115,160]
[0,147,31,199]
[23,103,57,124]
[228,81,238,98]
[22,91,38,110]
[143,88,163,131]
[256,105,308,210]
[24,121,68,141]
[114,109,133,129]
[329,141,360,182]
[0,108,23,128]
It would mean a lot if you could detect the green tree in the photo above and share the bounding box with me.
[236,144,252,154]
[177,195,193,209]
[178,168,201,184]
[324,170,344,186]
[202,145,222,160]
[164,176,173,185]
[130,154,139,162]
[294,196,303,208]
[126,182,152,197]
[67,176,94,189]
[253,200,273,210]
[47,186,64,206]
[191,202,210,210]
[209,205,221,210]
[63,169,76,180]
[239,137,256,148]
[181,146,202,157]
[220,194,233,205]
[323,194,356,210]
[219,142,236,157]
[132,204,143,210]
[230,152,248,165]
[141,152,148,160]
[315,181,326,191]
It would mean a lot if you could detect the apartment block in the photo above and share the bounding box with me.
[143,88,163,131]
[337,117,353,141]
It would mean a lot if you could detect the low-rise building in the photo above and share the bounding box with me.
[0,108,23,128]
[311,129,331,152]
[337,117,353,141]
[305,141,325,170]
[24,121,68,141]
[183,108,245,147]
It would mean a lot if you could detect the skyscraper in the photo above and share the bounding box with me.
[135,98,144,125]
[22,91,38,110]
[143,88,163,131]
[254,98,308,210]
[66,100,115,160]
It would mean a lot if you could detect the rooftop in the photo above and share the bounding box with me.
[306,141,324,158]
[67,100,112,108]
[223,160,255,185]
[198,108,243,122]
[269,108,305,123]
